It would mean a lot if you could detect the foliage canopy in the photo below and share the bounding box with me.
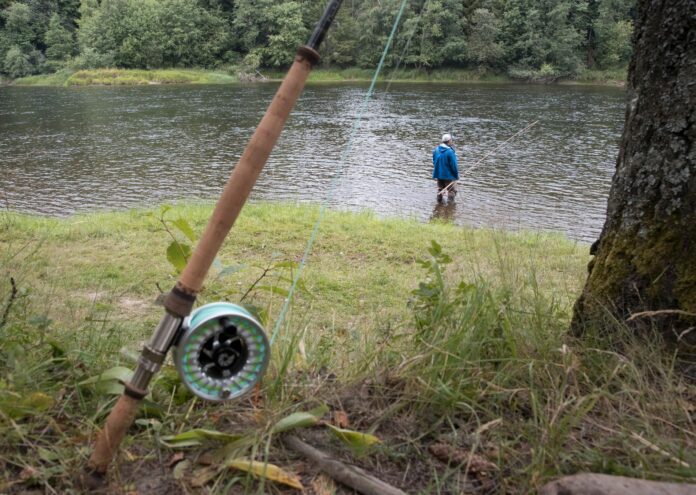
[0,0,635,79]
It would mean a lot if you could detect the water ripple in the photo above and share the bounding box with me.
[0,83,626,242]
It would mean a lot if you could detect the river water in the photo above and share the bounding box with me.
[0,83,626,242]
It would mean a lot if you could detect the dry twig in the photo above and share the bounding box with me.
[283,435,407,495]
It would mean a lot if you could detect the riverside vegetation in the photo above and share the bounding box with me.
[10,67,515,86]
[1,0,634,85]
[0,203,694,493]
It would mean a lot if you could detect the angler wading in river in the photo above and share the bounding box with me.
[432,133,459,204]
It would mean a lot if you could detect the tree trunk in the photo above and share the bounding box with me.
[571,0,696,350]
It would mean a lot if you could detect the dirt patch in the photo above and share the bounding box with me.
[118,297,153,315]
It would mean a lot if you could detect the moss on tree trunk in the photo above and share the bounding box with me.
[571,0,696,350]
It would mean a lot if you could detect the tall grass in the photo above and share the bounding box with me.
[0,204,693,493]
[574,67,628,85]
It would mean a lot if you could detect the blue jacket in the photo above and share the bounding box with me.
[432,144,459,180]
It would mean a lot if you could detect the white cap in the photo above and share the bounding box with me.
[442,133,452,143]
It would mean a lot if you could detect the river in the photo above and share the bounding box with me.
[0,82,626,243]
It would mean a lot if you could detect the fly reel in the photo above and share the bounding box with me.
[173,302,270,402]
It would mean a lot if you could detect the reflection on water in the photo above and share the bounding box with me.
[430,201,457,223]
[0,83,626,242]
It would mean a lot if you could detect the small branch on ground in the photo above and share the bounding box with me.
[240,265,271,302]
[630,432,691,468]
[283,435,407,495]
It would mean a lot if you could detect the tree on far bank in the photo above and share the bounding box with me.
[1,2,44,76]
[77,0,229,69]
[3,43,31,76]
[45,12,74,69]
[261,1,307,67]
[466,8,504,71]
[593,0,634,69]
[572,0,696,351]
[403,0,467,71]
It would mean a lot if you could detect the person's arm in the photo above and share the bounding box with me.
[449,149,459,179]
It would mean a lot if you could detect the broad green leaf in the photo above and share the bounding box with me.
[226,458,303,490]
[171,218,197,242]
[428,240,442,256]
[78,366,134,396]
[95,381,126,395]
[326,424,381,455]
[270,406,327,435]
[271,412,320,434]
[135,417,162,430]
[78,366,133,386]
[167,241,191,272]
[160,439,203,449]
[160,428,244,448]
[307,403,329,419]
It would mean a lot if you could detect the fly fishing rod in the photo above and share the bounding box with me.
[440,120,539,196]
[84,0,343,484]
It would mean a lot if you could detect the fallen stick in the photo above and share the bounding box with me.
[629,432,691,468]
[283,435,407,495]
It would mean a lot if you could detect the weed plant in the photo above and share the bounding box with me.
[0,203,693,493]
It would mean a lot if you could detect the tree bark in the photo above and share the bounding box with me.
[571,0,696,349]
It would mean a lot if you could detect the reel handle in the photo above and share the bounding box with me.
[88,394,141,474]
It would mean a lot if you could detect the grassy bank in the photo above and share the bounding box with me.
[1,203,693,494]
[566,67,628,86]
[14,68,238,86]
[11,67,626,87]
[266,67,513,84]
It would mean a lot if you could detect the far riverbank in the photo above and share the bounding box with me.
[9,67,627,87]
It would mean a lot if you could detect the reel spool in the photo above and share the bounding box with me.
[173,302,270,402]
